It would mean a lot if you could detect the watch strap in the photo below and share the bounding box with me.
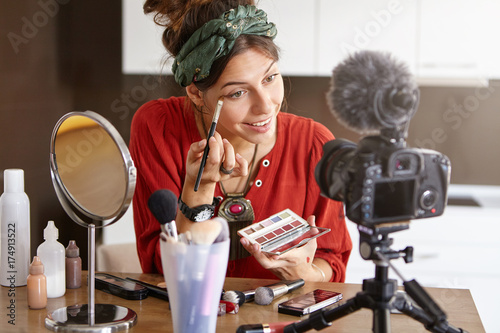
[178,197,220,222]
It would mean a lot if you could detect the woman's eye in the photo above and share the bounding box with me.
[265,74,278,83]
[230,90,244,98]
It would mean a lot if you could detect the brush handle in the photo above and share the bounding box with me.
[244,289,256,302]
[194,121,217,191]
[285,279,305,292]
[194,98,223,192]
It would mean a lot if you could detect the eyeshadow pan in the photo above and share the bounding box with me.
[274,228,285,235]
[245,229,254,235]
[265,232,276,239]
[280,212,291,219]
[253,224,263,231]
[282,224,293,231]
[291,220,302,227]
[256,236,267,243]
[270,216,282,223]
[262,220,273,227]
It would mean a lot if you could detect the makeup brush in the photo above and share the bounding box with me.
[222,289,256,306]
[223,278,300,306]
[190,218,223,245]
[254,279,305,305]
[213,217,229,243]
[148,189,178,240]
[194,97,224,192]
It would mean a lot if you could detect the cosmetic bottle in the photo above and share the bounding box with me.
[0,169,30,287]
[65,240,82,289]
[37,221,66,298]
[27,256,47,309]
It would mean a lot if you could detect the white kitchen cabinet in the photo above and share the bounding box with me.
[417,0,500,83]
[317,0,418,76]
[259,0,317,76]
[122,0,499,81]
[122,0,168,74]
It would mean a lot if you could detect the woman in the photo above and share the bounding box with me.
[130,0,352,282]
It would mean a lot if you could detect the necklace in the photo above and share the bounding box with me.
[199,107,258,260]
[218,144,258,261]
[218,144,258,223]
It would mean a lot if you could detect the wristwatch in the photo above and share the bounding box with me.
[178,197,220,222]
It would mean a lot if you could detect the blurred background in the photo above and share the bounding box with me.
[1,0,499,331]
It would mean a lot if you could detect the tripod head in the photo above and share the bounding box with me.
[357,221,414,263]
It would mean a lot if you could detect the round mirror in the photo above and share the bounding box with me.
[49,111,136,227]
[47,111,137,332]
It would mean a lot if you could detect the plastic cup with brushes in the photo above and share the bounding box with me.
[160,214,230,333]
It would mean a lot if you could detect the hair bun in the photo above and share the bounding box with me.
[144,0,212,31]
[143,0,255,57]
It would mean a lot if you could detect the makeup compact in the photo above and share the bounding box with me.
[237,209,330,255]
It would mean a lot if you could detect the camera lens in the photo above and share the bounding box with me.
[420,189,438,209]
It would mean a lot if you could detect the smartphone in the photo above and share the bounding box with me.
[278,289,343,316]
[94,273,148,300]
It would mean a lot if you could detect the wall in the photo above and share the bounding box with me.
[1,1,499,266]
[0,1,123,267]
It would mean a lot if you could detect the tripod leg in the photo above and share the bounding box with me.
[393,290,468,333]
[373,307,391,333]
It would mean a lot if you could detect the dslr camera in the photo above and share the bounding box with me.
[316,137,450,225]
[315,51,451,226]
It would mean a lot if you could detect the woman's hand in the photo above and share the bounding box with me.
[185,133,249,187]
[240,215,331,281]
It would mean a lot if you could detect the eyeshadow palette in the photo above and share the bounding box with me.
[237,209,330,256]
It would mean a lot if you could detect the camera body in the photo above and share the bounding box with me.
[315,136,451,226]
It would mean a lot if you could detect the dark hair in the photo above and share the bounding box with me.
[194,35,280,91]
[143,0,280,90]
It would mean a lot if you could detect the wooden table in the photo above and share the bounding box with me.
[0,271,484,332]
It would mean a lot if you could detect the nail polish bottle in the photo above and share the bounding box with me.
[27,256,47,309]
[65,240,82,289]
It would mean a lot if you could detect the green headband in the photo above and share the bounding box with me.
[172,5,277,87]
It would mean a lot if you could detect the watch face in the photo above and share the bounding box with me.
[195,208,214,222]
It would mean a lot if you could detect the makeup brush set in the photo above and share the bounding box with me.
[148,188,338,332]
[148,189,230,332]
[148,189,230,246]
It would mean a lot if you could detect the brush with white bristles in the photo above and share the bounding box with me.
[222,289,256,306]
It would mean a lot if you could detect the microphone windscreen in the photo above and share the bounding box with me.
[328,50,417,134]
[147,189,178,226]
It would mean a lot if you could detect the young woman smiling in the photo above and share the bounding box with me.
[129,0,352,282]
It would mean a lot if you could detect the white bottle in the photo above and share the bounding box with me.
[0,169,30,287]
[37,221,65,298]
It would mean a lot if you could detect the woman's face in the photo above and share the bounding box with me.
[202,48,284,146]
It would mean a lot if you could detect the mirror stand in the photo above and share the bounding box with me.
[47,111,138,332]
[45,224,137,332]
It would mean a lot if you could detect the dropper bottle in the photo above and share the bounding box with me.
[27,256,47,309]
[65,240,82,289]
[36,221,66,298]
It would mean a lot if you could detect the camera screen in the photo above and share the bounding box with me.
[373,180,415,220]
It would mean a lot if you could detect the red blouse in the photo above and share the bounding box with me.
[129,96,352,282]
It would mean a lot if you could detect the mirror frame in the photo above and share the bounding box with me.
[49,111,136,228]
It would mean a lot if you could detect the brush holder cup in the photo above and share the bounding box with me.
[160,238,229,333]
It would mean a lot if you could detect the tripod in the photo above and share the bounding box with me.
[284,223,468,333]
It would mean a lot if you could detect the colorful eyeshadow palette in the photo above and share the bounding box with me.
[237,209,331,256]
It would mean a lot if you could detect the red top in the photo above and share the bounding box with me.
[129,96,352,282]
